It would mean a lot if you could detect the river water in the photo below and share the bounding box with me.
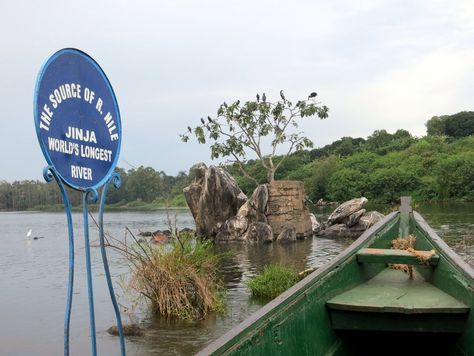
[0,204,473,355]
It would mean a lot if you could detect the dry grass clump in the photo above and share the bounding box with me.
[390,235,436,278]
[107,229,226,320]
[391,235,416,279]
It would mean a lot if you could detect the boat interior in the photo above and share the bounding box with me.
[324,198,472,355]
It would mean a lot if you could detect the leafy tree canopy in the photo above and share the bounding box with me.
[181,91,328,183]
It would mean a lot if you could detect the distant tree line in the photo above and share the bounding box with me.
[230,111,474,204]
[3,111,474,210]
[426,111,474,138]
[0,166,191,211]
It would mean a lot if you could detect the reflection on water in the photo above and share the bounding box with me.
[0,203,472,355]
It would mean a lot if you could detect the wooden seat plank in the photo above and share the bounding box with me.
[356,248,439,266]
[327,268,469,314]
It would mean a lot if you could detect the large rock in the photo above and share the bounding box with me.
[316,223,361,239]
[342,209,366,228]
[327,197,368,225]
[356,211,384,230]
[183,163,247,238]
[215,215,249,242]
[242,222,273,243]
[236,185,268,224]
[316,197,384,239]
[276,224,297,242]
[266,181,313,239]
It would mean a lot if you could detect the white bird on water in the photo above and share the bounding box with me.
[26,229,32,238]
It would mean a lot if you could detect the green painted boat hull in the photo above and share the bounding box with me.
[199,204,474,356]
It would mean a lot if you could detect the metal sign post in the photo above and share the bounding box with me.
[34,48,125,356]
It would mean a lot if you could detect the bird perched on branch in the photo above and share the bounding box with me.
[280,90,286,101]
[308,92,317,99]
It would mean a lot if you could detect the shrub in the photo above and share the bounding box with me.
[246,264,298,299]
[108,231,226,320]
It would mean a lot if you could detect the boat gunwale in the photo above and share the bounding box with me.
[197,211,400,355]
[413,211,474,280]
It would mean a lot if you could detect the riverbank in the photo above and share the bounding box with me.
[2,199,188,213]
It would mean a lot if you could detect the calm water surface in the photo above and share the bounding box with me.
[0,204,472,355]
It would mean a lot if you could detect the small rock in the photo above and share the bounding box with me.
[179,228,195,236]
[150,231,170,244]
[107,324,143,336]
[310,213,322,234]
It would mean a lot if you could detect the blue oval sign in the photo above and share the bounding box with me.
[34,48,121,190]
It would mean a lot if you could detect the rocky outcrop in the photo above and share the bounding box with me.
[316,197,383,239]
[185,172,313,243]
[183,163,247,238]
[266,181,313,240]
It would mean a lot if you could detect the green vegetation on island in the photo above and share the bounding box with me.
[246,264,298,299]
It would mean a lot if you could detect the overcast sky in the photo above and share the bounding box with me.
[1,0,474,181]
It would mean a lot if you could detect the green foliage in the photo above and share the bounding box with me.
[365,129,415,155]
[426,111,474,138]
[309,136,365,160]
[303,156,339,201]
[366,168,420,204]
[246,264,298,299]
[327,168,367,202]
[434,152,474,200]
[181,91,328,183]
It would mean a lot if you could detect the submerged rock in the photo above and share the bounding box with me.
[107,324,143,336]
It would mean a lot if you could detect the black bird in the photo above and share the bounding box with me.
[200,118,205,124]
[308,92,317,99]
[262,93,266,102]
[207,116,213,123]
[256,94,260,102]
[236,100,240,106]
[224,102,228,108]
[187,126,192,133]
[280,90,285,101]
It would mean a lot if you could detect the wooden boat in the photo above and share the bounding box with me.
[199,197,474,355]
